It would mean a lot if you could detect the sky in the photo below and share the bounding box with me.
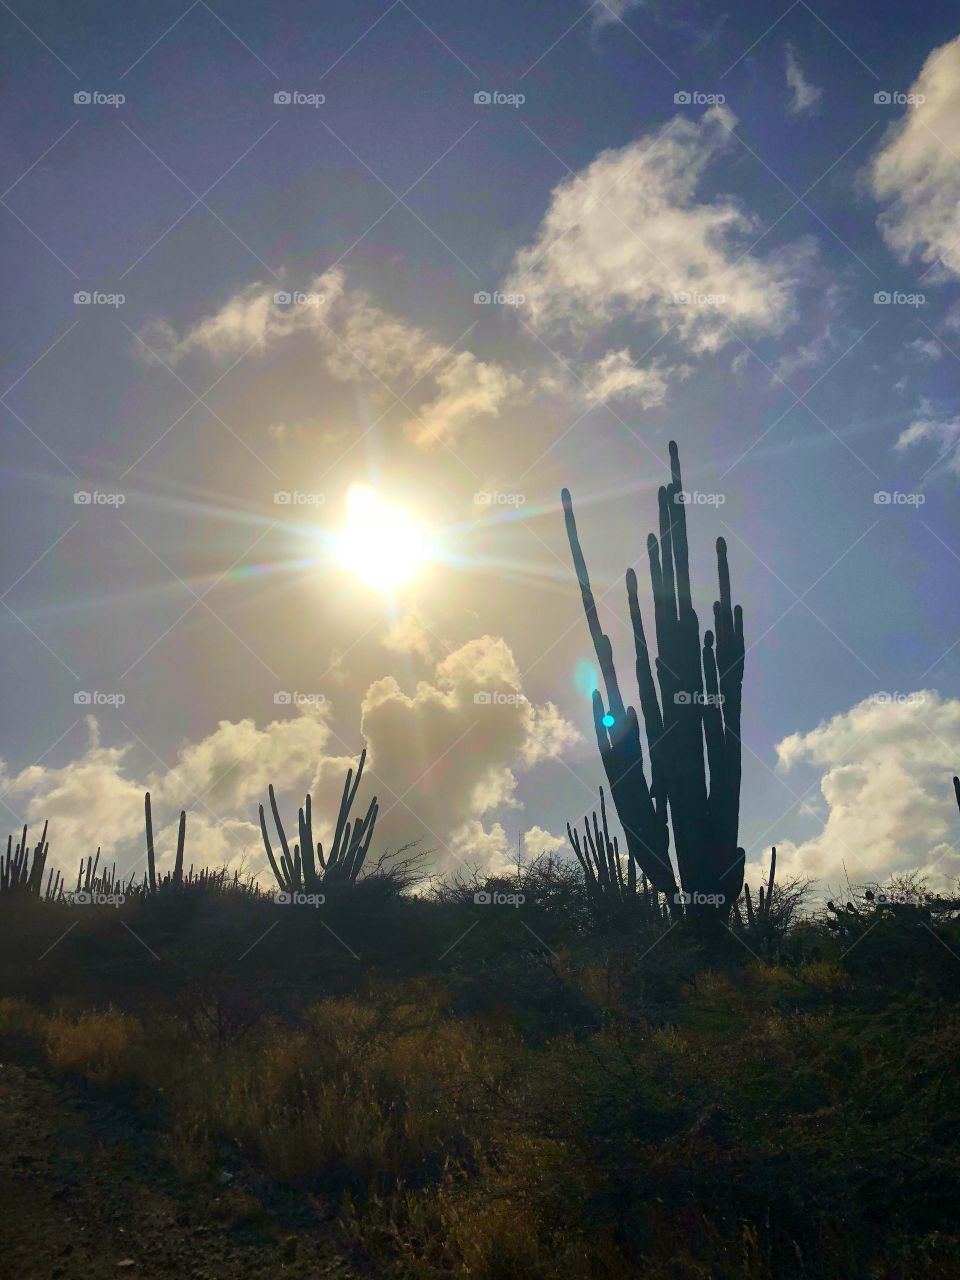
[2,0,960,897]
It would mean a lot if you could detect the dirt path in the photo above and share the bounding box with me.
[0,1040,365,1279]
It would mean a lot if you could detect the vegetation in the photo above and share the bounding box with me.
[564,441,746,929]
[2,849,960,1278]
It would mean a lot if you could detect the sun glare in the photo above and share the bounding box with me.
[335,485,429,590]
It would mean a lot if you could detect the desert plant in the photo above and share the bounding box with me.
[0,821,55,898]
[259,749,378,895]
[567,789,668,926]
[563,441,745,927]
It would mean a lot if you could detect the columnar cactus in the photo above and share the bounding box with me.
[563,442,745,924]
[259,749,378,893]
[0,822,49,896]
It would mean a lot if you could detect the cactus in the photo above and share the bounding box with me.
[563,442,745,925]
[259,750,378,894]
[0,822,50,896]
[142,793,188,892]
[567,788,667,925]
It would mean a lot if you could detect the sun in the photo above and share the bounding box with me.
[335,485,429,590]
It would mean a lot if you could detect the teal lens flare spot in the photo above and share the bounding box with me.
[601,713,615,728]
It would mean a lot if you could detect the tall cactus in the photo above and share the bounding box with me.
[563,442,745,924]
[259,750,378,894]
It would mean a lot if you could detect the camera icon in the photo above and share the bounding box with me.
[273,291,292,305]
[74,91,91,105]
[674,691,692,705]
[73,889,91,904]
[274,891,291,904]
[274,691,292,704]
[73,490,92,504]
[474,291,491,305]
[273,491,292,504]
[474,91,492,105]
[674,490,690,504]
[874,91,891,105]
[74,690,92,705]
[874,491,892,504]
[74,291,91,305]
[674,91,691,104]
[274,91,292,104]
[474,691,492,704]
[874,291,891,305]
[474,890,492,905]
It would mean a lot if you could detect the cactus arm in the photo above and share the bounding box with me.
[258,803,288,890]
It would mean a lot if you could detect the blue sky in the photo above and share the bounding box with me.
[2,0,960,893]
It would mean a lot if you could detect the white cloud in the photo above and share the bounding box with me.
[895,404,960,477]
[581,349,686,407]
[592,0,643,27]
[785,43,823,116]
[870,35,960,278]
[522,825,567,858]
[906,337,944,362]
[505,108,807,356]
[775,692,960,890]
[140,270,519,447]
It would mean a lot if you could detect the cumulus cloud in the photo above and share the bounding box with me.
[895,403,960,477]
[785,44,823,116]
[1,641,577,883]
[870,35,960,278]
[355,636,578,868]
[1,710,336,882]
[522,825,567,858]
[774,692,960,890]
[505,107,807,356]
[139,269,518,447]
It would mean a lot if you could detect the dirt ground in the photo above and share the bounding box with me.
[0,1039,365,1279]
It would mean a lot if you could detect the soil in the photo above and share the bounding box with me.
[0,1039,366,1279]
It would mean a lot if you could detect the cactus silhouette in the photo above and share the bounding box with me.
[563,442,745,924]
[260,749,378,893]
